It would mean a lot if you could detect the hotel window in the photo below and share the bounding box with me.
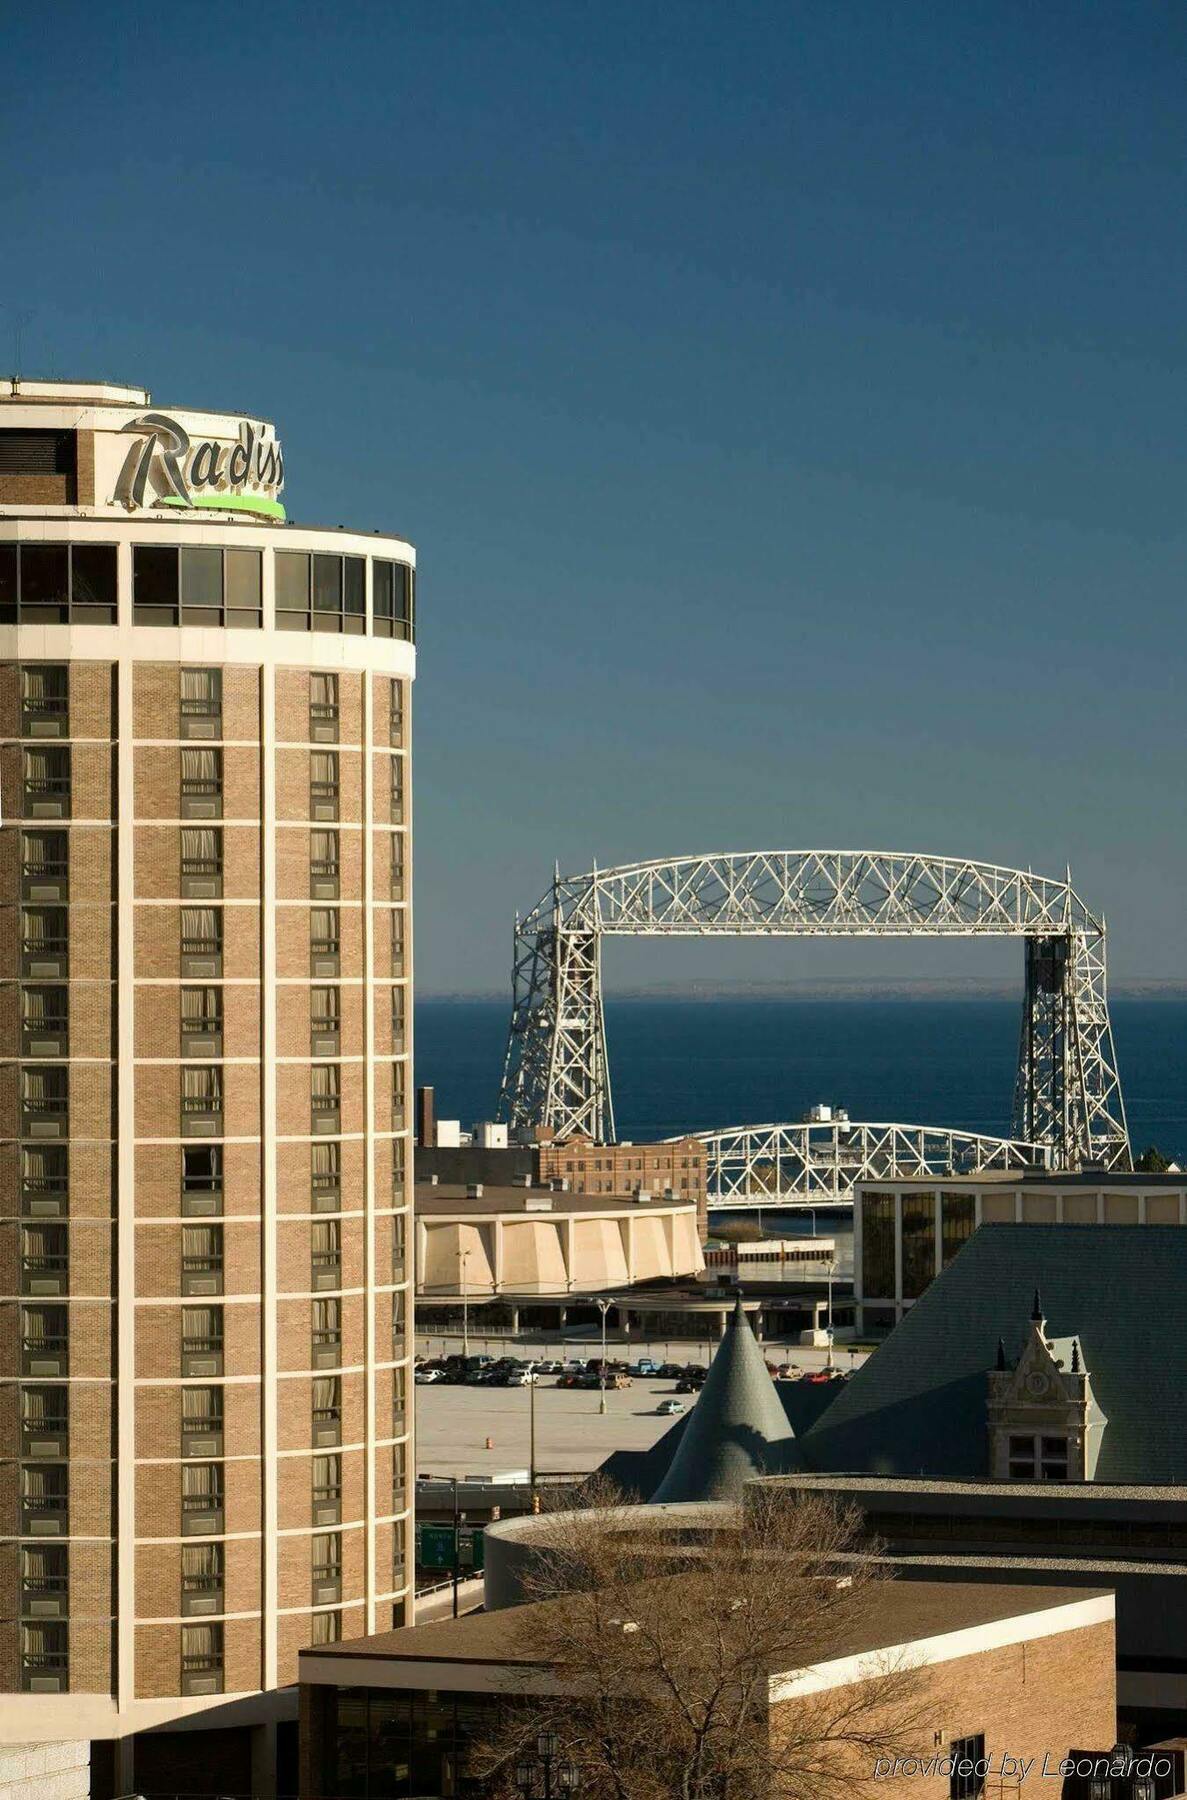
[22,906,68,979]
[23,746,70,819]
[181,1542,223,1616]
[310,672,339,740]
[182,1145,223,1215]
[22,1145,68,1217]
[390,755,404,824]
[941,1191,976,1268]
[312,1530,342,1601]
[21,1222,67,1296]
[901,1192,935,1301]
[181,1064,223,1135]
[181,746,222,819]
[392,1062,405,1124]
[312,1452,342,1525]
[180,668,222,738]
[372,559,414,642]
[312,1376,342,1449]
[0,543,116,626]
[22,986,68,1057]
[181,1386,224,1456]
[22,1065,68,1139]
[311,906,340,977]
[133,546,261,628]
[181,1224,224,1296]
[311,1141,341,1211]
[393,1366,407,1435]
[21,1544,67,1617]
[180,825,223,898]
[21,666,68,737]
[392,1442,407,1510]
[391,911,405,974]
[22,1462,68,1534]
[310,749,339,820]
[22,829,67,901]
[181,1621,224,1695]
[392,1140,405,1193]
[311,1610,341,1647]
[312,1064,341,1133]
[312,986,340,1055]
[181,1462,224,1532]
[21,1620,67,1692]
[860,1193,896,1301]
[275,552,364,633]
[21,1384,68,1452]
[391,836,405,902]
[391,987,405,1051]
[22,1304,68,1376]
[312,1218,342,1289]
[181,1305,224,1378]
[1007,1433,1069,1482]
[312,1297,341,1369]
[181,905,222,978]
[310,828,339,898]
[389,679,405,746]
[392,1214,406,1283]
[181,986,223,1055]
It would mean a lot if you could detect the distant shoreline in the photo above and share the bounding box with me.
[418,982,1187,1005]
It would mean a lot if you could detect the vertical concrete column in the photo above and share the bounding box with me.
[259,654,278,1692]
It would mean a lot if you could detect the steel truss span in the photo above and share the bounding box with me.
[690,1121,1051,1207]
[496,851,1130,1173]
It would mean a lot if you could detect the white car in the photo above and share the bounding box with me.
[414,1367,444,1385]
[656,1398,685,1416]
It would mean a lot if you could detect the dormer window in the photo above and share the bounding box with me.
[1007,1433,1069,1482]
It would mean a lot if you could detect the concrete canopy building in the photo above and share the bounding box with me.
[0,380,415,1795]
[413,1179,704,1330]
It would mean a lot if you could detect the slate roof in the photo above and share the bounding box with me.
[800,1225,1187,1483]
[649,1297,805,1503]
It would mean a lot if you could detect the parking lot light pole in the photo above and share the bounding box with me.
[595,1297,613,1415]
[461,1248,471,1362]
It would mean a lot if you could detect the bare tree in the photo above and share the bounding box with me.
[470,1482,927,1800]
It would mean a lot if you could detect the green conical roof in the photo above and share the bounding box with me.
[650,1296,804,1504]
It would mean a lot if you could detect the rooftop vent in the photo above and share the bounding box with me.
[549,1178,569,1193]
[466,1182,483,1200]
[525,1194,554,1213]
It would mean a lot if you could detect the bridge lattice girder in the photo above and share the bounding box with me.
[497,851,1130,1174]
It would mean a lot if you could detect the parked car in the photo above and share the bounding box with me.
[630,1358,660,1376]
[414,1367,444,1384]
[657,1398,685,1416]
[535,1360,563,1375]
[675,1378,699,1395]
[659,1363,684,1379]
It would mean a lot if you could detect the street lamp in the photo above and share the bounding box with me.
[825,1258,837,1370]
[515,1731,581,1797]
[594,1297,613,1416]
[461,1246,471,1362]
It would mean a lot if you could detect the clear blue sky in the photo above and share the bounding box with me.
[5,3,1186,994]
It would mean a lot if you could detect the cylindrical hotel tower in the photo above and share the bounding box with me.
[0,381,414,1796]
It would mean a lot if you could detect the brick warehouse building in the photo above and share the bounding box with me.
[0,379,416,1797]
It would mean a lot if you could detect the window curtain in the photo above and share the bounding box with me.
[182,1387,220,1429]
[182,1543,221,1584]
[181,1622,222,1665]
[311,750,338,789]
[181,747,220,787]
[181,827,220,867]
[311,1064,339,1104]
[311,908,339,950]
[181,907,220,948]
[313,1377,340,1420]
[182,1066,221,1107]
[181,987,220,1028]
[311,829,338,870]
[180,669,218,705]
[182,1224,219,1266]
[312,1454,340,1496]
[313,1298,340,1338]
[182,1306,221,1348]
[23,1067,66,1106]
[311,1142,339,1182]
[311,672,337,709]
[22,667,66,704]
[312,1220,340,1261]
[182,1463,222,1506]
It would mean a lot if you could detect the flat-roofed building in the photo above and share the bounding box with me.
[855,1172,1187,1328]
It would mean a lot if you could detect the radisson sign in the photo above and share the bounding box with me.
[113,411,286,520]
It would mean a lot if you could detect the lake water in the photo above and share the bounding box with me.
[415,997,1187,1162]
